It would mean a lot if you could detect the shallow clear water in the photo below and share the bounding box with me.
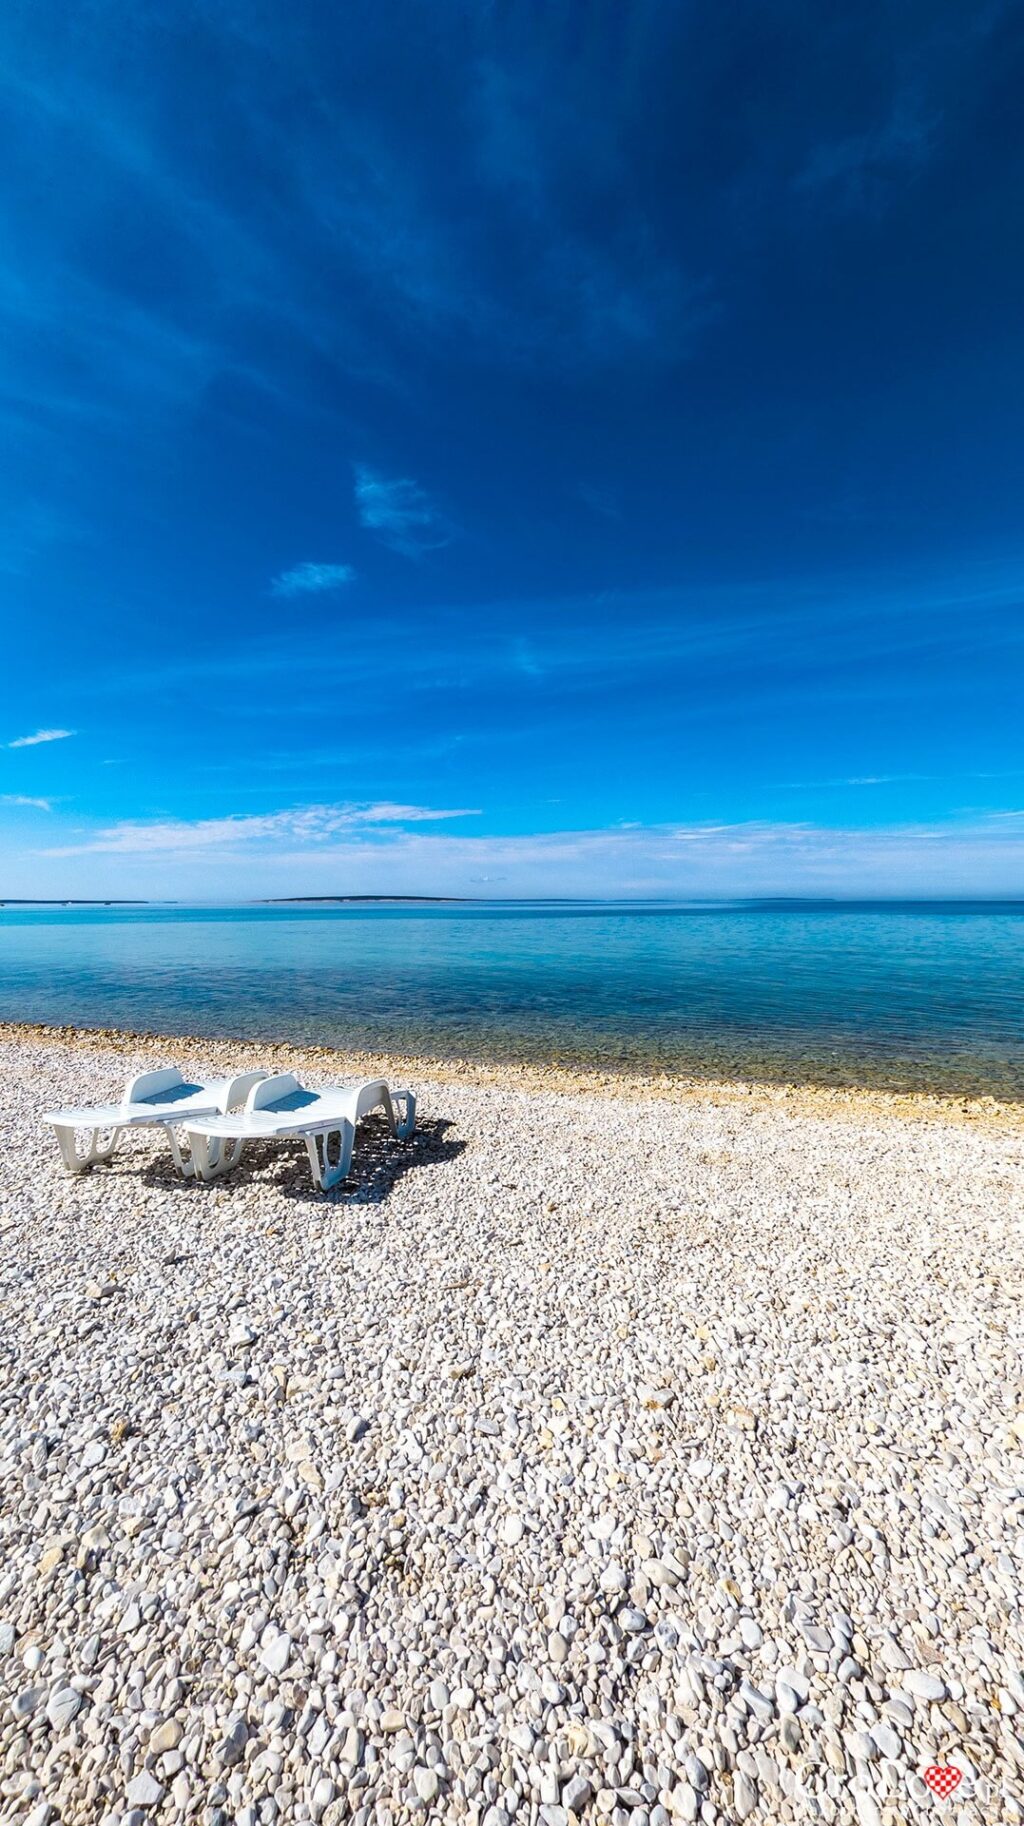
[1,900,1023,1095]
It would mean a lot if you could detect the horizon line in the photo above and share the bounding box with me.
[4,894,1024,909]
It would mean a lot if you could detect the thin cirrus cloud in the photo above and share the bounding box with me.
[795,96,936,212]
[36,810,1024,897]
[6,727,75,748]
[271,562,356,597]
[42,800,482,857]
[354,465,451,557]
[1,793,52,811]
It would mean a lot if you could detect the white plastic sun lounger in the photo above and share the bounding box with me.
[43,1066,270,1178]
[182,1071,417,1192]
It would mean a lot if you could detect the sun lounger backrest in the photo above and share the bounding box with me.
[247,1071,303,1111]
[222,1070,271,1111]
[123,1067,185,1105]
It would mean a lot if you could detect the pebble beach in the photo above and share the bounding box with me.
[1,1024,1022,1826]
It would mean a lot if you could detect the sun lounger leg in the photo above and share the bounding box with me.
[164,1127,197,1180]
[188,1130,245,1183]
[53,1124,122,1173]
[187,1130,213,1182]
[305,1120,355,1192]
[219,1136,245,1177]
[390,1088,416,1141]
[357,1082,417,1141]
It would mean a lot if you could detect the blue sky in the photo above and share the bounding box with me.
[2,0,1023,898]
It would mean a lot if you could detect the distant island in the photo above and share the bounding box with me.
[264,895,474,904]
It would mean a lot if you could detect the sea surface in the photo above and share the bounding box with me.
[1,900,1023,1096]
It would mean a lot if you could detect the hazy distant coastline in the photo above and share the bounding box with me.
[263,895,473,904]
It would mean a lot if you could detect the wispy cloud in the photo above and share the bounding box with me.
[43,800,481,857]
[469,56,711,364]
[1,793,52,811]
[576,483,623,521]
[271,562,356,597]
[35,810,1024,898]
[354,465,450,557]
[796,96,936,211]
[512,638,545,680]
[775,772,934,790]
[6,727,74,748]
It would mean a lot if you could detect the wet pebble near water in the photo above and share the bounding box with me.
[0,1030,1023,1825]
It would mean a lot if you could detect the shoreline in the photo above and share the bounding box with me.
[3,1016,1022,1133]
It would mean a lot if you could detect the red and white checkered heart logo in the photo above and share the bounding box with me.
[923,1767,962,1799]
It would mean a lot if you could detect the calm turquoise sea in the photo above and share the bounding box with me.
[1,900,1023,1095]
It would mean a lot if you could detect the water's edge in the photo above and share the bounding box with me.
[6,1018,1022,1129]
[4,902,1022,1099]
